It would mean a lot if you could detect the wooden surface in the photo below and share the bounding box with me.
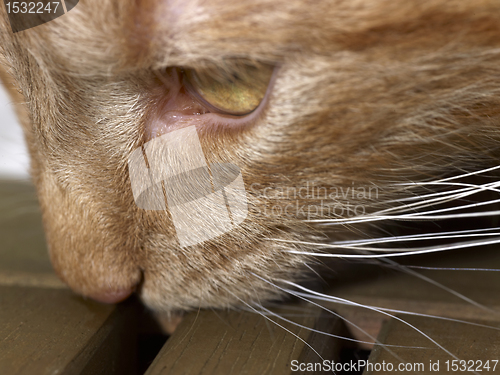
[365,315,500,375]
[0,180,351,374]
[145,307,349,375]
[2,179,500,374]
[0,286,138,375]
[0,180,140,375]
[0,180,64,288]
[319,246,500,347]
[320,249,500,373]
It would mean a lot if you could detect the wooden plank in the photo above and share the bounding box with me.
[145,306,350,375]
[0,180,65,288]
[0,180,150,374]
[320,246,500,349]
[0,285,139,375]
[364,315,500,375]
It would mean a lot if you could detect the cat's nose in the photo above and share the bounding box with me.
[85,287,135,304]
[50,257,141,305]
[49,245,142,305]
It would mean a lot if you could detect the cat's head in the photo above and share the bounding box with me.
[1,0,500,312]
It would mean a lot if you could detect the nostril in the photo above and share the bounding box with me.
[85,287,135,304]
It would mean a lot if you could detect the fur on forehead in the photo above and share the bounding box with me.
[4,0,500,77]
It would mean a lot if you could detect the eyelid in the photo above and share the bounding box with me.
[146,66,279,140]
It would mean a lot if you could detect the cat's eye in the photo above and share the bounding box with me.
[184,64,274,116]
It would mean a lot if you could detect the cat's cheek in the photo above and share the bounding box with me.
[36,169,142,303]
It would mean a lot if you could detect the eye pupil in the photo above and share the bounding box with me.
[185,63,274,116]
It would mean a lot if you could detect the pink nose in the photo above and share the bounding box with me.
[85,287,134,304]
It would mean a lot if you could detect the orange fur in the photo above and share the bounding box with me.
[1,0,500,313]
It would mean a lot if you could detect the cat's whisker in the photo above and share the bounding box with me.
[302,261,325,281]
[308,209,500,224]
[377,183,500,216]
[388,182,497,203]
[248,274,422,367]
[395,164,500,184]
[400,197,500,217]
[281,280,463,362]
[405,265,500,272]
[379,258,498,315]
[301,178,500,226]
[252,273,461,362]
[222,288,327,365]
[276,237,500,257]
[389,180,500,205]
[330,228,500,246]
[291,291,500,332]
[255,305,393,348]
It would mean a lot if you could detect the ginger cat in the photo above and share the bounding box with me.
[1,0,499,335]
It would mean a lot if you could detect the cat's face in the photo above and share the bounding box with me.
[1,0,500,312]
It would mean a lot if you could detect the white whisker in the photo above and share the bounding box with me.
[308,209,500,224]
[249,273,419,364]
[404,197,500,217]
[379,181,500,215]
[396,164,500,184]
[257,305,386,347]
[332,227,500,246]
[280,281,462,361]
[276,237,500,258]
[332,231,500,247]
[386,181,500,204]
[222,288,327,365]
[290,291,500,332]
[405,265,500,272]
[380,258,499,315]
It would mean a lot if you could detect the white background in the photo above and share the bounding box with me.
[0,84,30,179]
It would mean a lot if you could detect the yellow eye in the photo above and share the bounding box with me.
[185,63,274,116]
